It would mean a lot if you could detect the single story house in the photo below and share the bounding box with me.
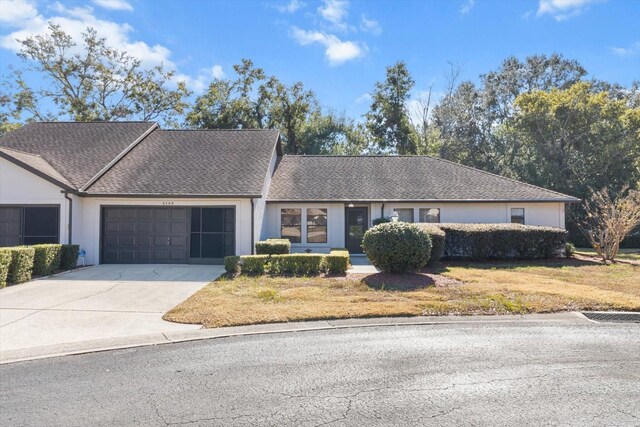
[0,122,579,264]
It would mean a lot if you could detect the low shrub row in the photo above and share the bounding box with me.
[0,244,79,287]
[435,223,567,260]
[414,224,445,264]
[224,250,350,276]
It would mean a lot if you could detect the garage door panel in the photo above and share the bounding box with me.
[102,207,188,264]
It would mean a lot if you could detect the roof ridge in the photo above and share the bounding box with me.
[26,120,157,124]
[161,128,279,132]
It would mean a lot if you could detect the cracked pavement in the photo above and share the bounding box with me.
[1,321,639,426]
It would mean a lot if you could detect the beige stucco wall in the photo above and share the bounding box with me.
[264,201,566,253]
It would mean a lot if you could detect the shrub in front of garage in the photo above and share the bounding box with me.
[0,249,11,288]
[255,239,291,255]
[59,244,80,271]
[32,244,63,276]
[6,246,35,284]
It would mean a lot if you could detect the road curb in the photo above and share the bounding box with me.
[0,312,597,365]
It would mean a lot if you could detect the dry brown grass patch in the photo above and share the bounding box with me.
[163,260,640,328]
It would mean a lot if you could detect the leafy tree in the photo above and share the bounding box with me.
[2,23,189,127]
[512,81,640,199]
[366,61,416,154]
[186,59,269,130]
[432,54,587,173]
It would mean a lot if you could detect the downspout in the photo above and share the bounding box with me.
[381,203,385,219]
[62,191,73,244]
[250,198,255,255]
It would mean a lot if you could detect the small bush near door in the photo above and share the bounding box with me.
[362,222,432,273]
[255,239,291,255]
[224,256,241,273]
[32,244,62,276]
[0,249,11,288]
[324,250,350,274]
[6,247,35,284]
[241,255,269,275]
[59,245,80,271]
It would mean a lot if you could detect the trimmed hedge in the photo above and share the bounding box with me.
[255,239,291,255]
[362,222,432,273]
[60,245,79,271]
[232,249,350,276]
[325,250,350,274]
[32,244,62,276]
[241,255,269,275]
[372,217,391,226]
[224,256,241,273]
[7,246,35,284]
[436,223,567,260]
[414,224,445,264]
[270,254,325,276]
[0,249,11,288]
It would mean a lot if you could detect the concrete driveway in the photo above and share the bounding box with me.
[0,264,223,353]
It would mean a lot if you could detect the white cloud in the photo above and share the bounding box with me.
[354,92,371,104]
[460,0,475,14]
[359,15,381,35]
[318,0,349,31]
[0,0,38,26]
[291,26,365,65]
[537,0,604,21]
[0,2,222,93]
[274,0,304,13]
[610,41,640,56]
[210,65,225,79]
[92,0,133,11]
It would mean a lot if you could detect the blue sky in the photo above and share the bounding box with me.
[0,0,638,120]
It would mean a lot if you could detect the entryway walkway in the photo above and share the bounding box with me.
[348,256,379,274]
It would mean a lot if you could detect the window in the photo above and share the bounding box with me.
[419,208,440,223]
[281,209,301,243]
[511,208,525,224]
[307,208,327,243]
[395,208,414,223]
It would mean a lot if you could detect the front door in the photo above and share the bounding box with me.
[345,207,368,254]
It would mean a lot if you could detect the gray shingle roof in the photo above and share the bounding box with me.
[0,147,74,189]
[0,122,155,189]
[267,156,579,202]
[85,129,280,196]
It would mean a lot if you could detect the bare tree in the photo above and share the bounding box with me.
[579,185,640,262]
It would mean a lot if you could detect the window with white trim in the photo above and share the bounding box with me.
[419,208,440,223]
[511,208,525,224]
[307,208,327,243]
[395,208,414,223]
[281,209,301,243]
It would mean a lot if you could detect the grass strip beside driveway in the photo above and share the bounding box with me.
[163,259,640,328]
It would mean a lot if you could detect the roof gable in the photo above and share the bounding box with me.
[267,155,579,203]
[0,122,156,189]
[85,129,280,197]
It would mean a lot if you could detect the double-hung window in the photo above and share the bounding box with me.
[281,209,302,243]
[418,208,440,223]
[395,208,414,223]
[306,208,327,243]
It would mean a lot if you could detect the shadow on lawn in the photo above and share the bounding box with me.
[363,272,436,291]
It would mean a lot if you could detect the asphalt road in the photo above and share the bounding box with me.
[1,321,639,426]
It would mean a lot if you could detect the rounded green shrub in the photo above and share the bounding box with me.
[362,222,432,273]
